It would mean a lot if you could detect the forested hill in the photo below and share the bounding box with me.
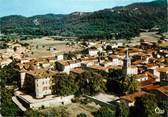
[0,0,166,39]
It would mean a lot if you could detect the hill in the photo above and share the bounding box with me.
[0,0,166,39]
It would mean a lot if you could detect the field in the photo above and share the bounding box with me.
[159,43,168,47]
[21,37,81,58]
[66,103,99,117]
[40,103,99,117]
[19,32,161,58]
[132,32,160,43]
[110,32,160,45]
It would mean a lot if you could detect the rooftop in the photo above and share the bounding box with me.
[120,91,146,102]
[157,67,168,72]
[140,78,156,88]
[70,68,85,74]
[57,60,81,66]
[89,65,108,71]
[135,74,147,79]
[27,69,56,79]
[156,86,168,96]
[142,84,161,91]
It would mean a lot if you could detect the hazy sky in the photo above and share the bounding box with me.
[0,0,154,17]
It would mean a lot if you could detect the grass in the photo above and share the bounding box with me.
[159,43,168,47]
[21,36,81,58]
[66,103,99,117]
[40,103,99,117]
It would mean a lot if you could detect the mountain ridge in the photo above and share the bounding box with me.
[0,0,166,39]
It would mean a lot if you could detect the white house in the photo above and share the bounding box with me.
[56,60,81,74]
[135,74,148,82]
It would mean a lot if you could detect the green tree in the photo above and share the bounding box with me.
[77,113,87,117]
[24,109,42,117]
[115,102,129,117]
[77,71,106,96]
[1,88,22,116]
[0,62,23,116]
[134,95,158,117]
[55,73,78,96]
[93,105,116,117]
[25,106,69,117]
[121,75,139,94]
[106,69,123,94]
[0,61,19,85]
[157,97,168,117]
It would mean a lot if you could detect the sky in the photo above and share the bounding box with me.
[0,0,155,17]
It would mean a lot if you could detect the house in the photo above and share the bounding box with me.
[109,56,122,64]
[111,42,123,48]
[145,64,160,82]
[20,69,56,98]
[88,47,98,56]
[135,74,148,82]
[20,59,30,64]
[70,67,85,76]
[56,54,64,61]
[88,65,109,72]
[36,59,50,69]
[157,67,168,82]
[111,57,123,66]
[153,86,168,99]
[100,61,113,67]
[88,42,96,47]
[143,86,168,99]
[80,57,98,67]
[56,60,81,74]
[120,91,146,106]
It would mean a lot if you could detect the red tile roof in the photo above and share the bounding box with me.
[120,91,146,102]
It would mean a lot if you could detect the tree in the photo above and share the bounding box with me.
[77,71,106,96]
[1,88,22,116]
[134,95,158,117]
[24,106,69,117]
[93,105,116,117]
[77,113,87,117]
[106,69,123,94]
[108,69,123,81]
[106,45,113,53]
[24,109,42,117]
[115,102,129,117]
[157,97,168,117]
[0,61,19,85]
[121,75,139,94]
[55,73,78,96]
[0,62,23,116]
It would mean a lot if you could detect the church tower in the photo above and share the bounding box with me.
[123,48,131,76]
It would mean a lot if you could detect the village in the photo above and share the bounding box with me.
[0,32,168,116]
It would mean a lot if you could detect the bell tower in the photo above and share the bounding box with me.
[123,48,131,76]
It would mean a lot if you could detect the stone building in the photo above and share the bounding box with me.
[20,69,56,98]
